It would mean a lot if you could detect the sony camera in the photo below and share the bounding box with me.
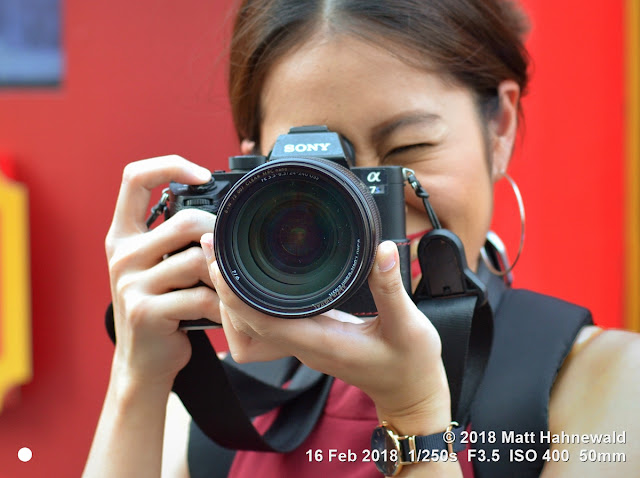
[167,126,411,327]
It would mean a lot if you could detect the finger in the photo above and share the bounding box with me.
[107,208,216,282]
[219,304,289,363]
[137,208,216,267]
[148,286,222,326]
[111,155,211,236]
[148,246,215,292]
[367,241,418,334]
[240,139,256,155]
[216,294,347,366]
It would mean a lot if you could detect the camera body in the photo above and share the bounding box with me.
[167,126,411,324]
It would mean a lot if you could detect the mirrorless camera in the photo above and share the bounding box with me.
[167,126,411,325]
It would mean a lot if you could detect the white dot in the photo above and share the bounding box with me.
[18,447,32,462]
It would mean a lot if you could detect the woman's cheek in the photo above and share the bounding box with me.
[404,179,492,270]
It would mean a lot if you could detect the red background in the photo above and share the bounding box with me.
[0,0,626,476]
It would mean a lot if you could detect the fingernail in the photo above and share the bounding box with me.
[377,241,397,272]
[194,165,211,182]
[241,139,256,154]
[200,233,214,261]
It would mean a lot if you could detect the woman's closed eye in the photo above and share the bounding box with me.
[383,143,436,161]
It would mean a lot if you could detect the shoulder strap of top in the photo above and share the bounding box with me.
[469,284,593,478]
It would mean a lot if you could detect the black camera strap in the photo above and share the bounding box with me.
[175,333,334,451]
[405,169,493,424]
[413,229,493,425]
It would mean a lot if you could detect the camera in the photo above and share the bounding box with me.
[167,126,411,324]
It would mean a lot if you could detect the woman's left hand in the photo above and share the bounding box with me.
[201,234,452,427]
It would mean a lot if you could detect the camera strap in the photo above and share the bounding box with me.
[404,168,493,424]
[174,336,334,452]
[413,229,493,425]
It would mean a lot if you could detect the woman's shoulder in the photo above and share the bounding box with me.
[551,327,640,421]
[551,327,640,407]
[545,327,640,474]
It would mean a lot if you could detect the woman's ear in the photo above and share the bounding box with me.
[240,139,256,155]
[489,80,520,181]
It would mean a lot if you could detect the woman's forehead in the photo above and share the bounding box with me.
[259,35,475,150]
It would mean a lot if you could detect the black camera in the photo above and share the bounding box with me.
[167,126,411,325]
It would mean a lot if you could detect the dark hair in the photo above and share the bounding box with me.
[229,0,530,148]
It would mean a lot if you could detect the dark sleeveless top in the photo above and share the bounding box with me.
[187,267,593,478]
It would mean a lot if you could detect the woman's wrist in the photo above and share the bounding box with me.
[83,356,173,478]
[370,362,463,476]
[375,404,452,438]
[108,352,175,409]
[374,359,452,435]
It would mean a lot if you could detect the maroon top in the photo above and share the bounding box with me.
[229,378,474,478]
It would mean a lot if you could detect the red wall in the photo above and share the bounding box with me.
[506,0,625,325]
[0,0,626,476]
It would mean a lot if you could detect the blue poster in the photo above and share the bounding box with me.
[0,0,63,87]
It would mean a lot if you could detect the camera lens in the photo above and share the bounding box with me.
[214,158,380,318]
[254,199,334,275]
[238,186,352,296]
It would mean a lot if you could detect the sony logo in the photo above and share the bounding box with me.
[283,143,331,153]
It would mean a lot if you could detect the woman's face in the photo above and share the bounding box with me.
[259,35,498,271]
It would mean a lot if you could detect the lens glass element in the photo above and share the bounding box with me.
[236,182,353,297]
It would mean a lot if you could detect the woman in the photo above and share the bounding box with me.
[83,1,640,477]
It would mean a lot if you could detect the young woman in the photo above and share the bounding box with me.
[83,1,640,477]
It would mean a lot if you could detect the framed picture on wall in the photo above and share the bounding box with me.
[0,0,63,87]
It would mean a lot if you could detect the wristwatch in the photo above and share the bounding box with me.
[370,421,465,476]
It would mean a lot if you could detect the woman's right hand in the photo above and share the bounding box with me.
[105,155,219,390]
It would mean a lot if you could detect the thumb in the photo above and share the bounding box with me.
[367,241,414,320]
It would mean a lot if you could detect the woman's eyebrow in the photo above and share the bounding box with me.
[371,112,443,145]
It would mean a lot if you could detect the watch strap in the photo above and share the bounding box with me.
[399,423,465,463]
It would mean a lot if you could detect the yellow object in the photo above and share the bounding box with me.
[0,168,32,412]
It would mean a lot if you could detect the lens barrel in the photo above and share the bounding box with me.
[214,158,380,318]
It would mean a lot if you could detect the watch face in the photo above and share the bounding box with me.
[371,426,400,476]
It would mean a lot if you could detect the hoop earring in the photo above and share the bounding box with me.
[480,171,525,278]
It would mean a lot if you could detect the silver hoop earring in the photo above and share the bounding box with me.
[480,171,525,279]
